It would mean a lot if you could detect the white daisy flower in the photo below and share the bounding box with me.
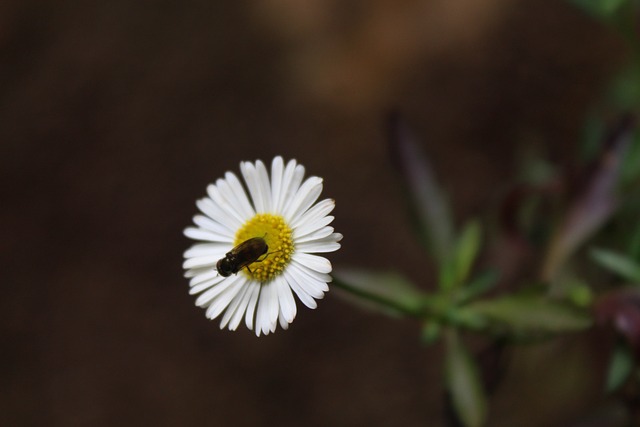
[183,156,342,336]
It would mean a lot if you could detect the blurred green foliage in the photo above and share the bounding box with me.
[332,1,640,425]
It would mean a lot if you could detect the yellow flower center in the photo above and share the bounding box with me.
[234,213,294,282]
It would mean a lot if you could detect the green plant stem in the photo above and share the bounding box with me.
[332,277,430,318]
[331,277,488,331]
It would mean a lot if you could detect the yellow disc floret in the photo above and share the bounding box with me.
[234,213,294,282]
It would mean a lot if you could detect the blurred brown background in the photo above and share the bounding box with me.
[1,0,627,426]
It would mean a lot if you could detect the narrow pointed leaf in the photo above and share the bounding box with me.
[453,219,483,288]
[605,341,634,393]
[543,115,634,280]
[388,113,454,267]
[465,295,593,333]
[445,330,488,427]
[332,268,428,317]
[440,220,483,291]
[455,270,499,304]
[591,247,640,283]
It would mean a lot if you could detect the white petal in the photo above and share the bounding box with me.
[290,259,333,284]
[184,242,229,258]
[189,276,224,295]
[283,177,323,223]
[184,266,210,278]
[228,283,256,330]
[266,279,279,331]
[240,161,264,213]
[296,240,342,253]
[270,157,285,214]
[271,159,296,212]
[255,160,273,212]
[207,184,247,226]
[288,262,329,298]
[263,281,279,335]
[290,198,335,229]
[244,284,260,331]
[196,198,238,232]
[278,310,290,330]
[188,268,219,287]
[184,227,231,243]
[195,276,237,307]
[254,282,268,335]
[219,282,252,329]
[193,216,236,240]
[225,172,256,216]
[216,177,253,222]
[291,252,333,274]
[294,226,334,244]
[280,164,306,213]
[205,276,246,320]
[283,268,318,309]
[255,281,276,335]
[188,269,224,287]
[293,216,334,240]
[275,276,297,323]
[182,254,218,269]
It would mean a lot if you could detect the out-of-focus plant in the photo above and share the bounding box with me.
[332,1,640,425]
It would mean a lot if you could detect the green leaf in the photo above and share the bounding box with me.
[421,321,441,344]
[605,341,634,393]
[570,0,629,19]
[567,283,594,308]
[445,330,487,427]
[455,270,499,304]
[608,62,640,112]
[629,222,640,261]
[542,116,632,280]
[388,114,455,267]
[591,247,640,283]
[464,295,593,333]
[441,220,483,290]
[332,268,428,317]
[439,260,457,293]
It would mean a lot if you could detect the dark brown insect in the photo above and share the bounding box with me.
[216,237,269,277]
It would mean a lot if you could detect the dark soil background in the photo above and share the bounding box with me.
[1,0,628,426]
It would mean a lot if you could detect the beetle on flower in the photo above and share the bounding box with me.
[183,156,342,336]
